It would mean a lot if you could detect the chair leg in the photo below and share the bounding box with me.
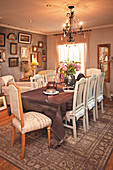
[85,108,89,130]
[93,107,96,121]
[11,125,15,147]
[47,126,51,149]
[96,101,98,119]
[83,115,86,132]
[101,100,104,113]
[21,134,25,160]
[72,117,77,141]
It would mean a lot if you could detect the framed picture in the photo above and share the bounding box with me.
[0,33,5,47]
[18,32,31,44]
[9,57,19,67]
[7,33,17,40]
[30,53,37,63]
[21,47,28,58]
[0,49,5,62]
[38,41,43,48]
[20,61,29,72]
[0,95,7,111]
[32,45,38,52]
[42,56,46,62]
[42,49,46,55]
[10,43,17,55]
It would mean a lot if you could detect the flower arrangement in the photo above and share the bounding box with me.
[57,60,81,80]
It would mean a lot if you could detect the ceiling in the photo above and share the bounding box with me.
[0,0,113,35]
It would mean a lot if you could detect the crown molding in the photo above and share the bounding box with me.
[0,24,46,35]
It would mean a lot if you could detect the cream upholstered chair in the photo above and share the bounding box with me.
[95,72,105,119]
[85,75,97,129]
[64,78,87,141]
[86,68,101,77]
[30,74,45,90]
[45,73,57,85]
[9,83,52,159]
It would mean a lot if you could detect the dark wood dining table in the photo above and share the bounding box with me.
[21,83,74,144]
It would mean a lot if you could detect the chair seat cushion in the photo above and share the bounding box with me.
[12,112,52,134]
[97,95,103,102]
[65,107,85,121]
[87,99,95,110]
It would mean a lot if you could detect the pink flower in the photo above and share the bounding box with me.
[76,65,81,71]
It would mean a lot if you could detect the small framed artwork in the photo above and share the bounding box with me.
[10,43,17,55]
[0,33,5,47]
[18,32,32,44]
[32,45,38,52]
[42,49,46,55]
[38,41,43,48]
[0,95,7,111]
[21,47,28,58]
[9,57,19,67]
[7,33,17,40]
[0,49,5,62]
[30,53,38,63]
[20,61,29,72]
[42,56,46,62]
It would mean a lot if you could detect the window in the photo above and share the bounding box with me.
[58,43,86,76]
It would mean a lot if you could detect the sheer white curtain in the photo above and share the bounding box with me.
[58,43,86,75]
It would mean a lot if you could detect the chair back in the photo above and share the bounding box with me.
[73,78,87,112]
[96,72,105,98]
[86,68,101,77]
[30,74,44,90]
[9,83,23,121]
[86,75,97,105]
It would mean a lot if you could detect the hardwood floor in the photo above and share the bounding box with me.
[0,100,113,170]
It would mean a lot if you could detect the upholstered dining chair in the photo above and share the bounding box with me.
[64,78,87,141]
[85,75,97,129]
[30,74,45,90]
[45,73,57,85]
[95,72,105,119]
[9,83,52,159]
[86,68,101,77]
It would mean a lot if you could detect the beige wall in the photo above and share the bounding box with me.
[47,35,56,70]
[89,27,113,97]
[47,26,113,97]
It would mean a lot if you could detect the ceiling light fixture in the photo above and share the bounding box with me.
[62,6,90,42]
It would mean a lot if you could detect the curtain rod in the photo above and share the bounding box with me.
[53,29,91,36]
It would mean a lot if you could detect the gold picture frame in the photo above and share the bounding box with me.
[21,47,28,59]
[0,95,7,111]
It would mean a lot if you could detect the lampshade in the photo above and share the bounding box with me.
[31,58,39,66]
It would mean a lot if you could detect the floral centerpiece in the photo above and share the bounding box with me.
[57,59,81,81]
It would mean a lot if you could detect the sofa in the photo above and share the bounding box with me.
[0,75,32,104]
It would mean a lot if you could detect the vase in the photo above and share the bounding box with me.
[64,73,75,86]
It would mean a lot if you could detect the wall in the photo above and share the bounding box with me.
[89,27,113,97]
[0,26,47,81]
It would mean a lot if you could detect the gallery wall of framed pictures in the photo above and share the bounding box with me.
[0,27,47,81]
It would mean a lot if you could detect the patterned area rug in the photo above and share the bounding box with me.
[0,104,113,170]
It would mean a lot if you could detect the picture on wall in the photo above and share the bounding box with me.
[10,43,17,55]
[32,45,38,52]
[38,41,43,48]
[18,32,31,44]
[21,47,28,58]
[42,49,46,55]
[7,33,17,40]
[0,49,5,62]
[9,57,19,67]
[0,95,7,111]
[42,56,46,62]
[20,61,29,72]
[0,33,5,47]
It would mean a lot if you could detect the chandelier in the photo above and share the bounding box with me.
[62,6,88,42]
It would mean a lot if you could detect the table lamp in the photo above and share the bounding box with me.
[31,58,39,75]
